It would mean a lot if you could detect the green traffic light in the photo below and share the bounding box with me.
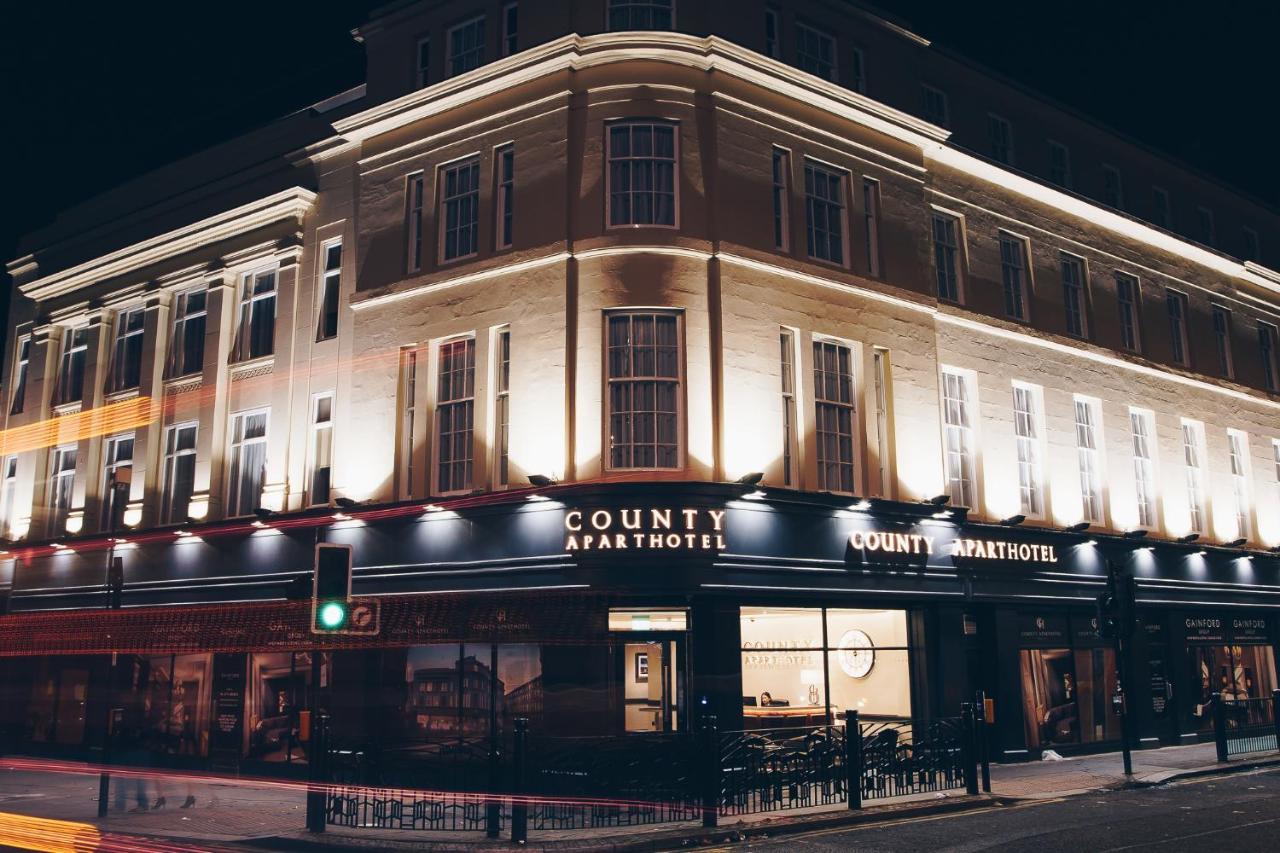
[318,600,348,630]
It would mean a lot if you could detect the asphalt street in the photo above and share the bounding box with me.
[733,767,1280,852]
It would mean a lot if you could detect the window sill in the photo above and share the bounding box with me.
[51,401,82,417]
[606,223,680,231]
[103,387,140,403]
[438,252,479,267]
[230,355,275,373]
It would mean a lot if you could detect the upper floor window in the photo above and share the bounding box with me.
[795,21,836,81]
[764,8,781,59]
[608,0,673,30]
[310,394,334,506]
[606,312,681,470]
[436,337,476,493]
[1012,383,1045,518]
[862,177,881,277]
[233,269,276,362]
[1151,186,1170,228]
[0,456,17,538]
[54,327,88,406]
[779,329,797,487]
[1165,289,1190,366]
[1260,322,1279,393]
[1073,396,1103,524]
[940,368,976,508]
[101,433,133,531]
[1047,141,1071,188]
[502,3,518,56]
[1196,206,1216,247]
[496,145,514,250]
[416,38,431,88]
[446,16,485,77]
[813,339,856,493]
[997,232,1029,321]
[931,213,963,302]
[1060,253,1088,338]
[227,409,269,517]
[317,240,342,341]
[9,336,29,415]
[407,172,425,273]
[1101,165,1124,209]
[607,121,677,227]
[804,160,846,265]
[107,308,145,393]
[1180,419,1207,535]
[398,348,418,499]
[47,444,76,537]
[771,147,790,251]
[440,156,481,262]
[1243,227,1260,262]
[161,422,197,525]
[1211,304,1234,379]
[849,47,866,94]
[1129,408,1157,530]
[494,328,511,488]
[921,85,948,127]
[1115,273,1142,353]
[1227,430,1252,540]
[986,114,1013,165]
[167,288,207,378]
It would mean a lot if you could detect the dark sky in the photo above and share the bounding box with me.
[2,0,1276,290]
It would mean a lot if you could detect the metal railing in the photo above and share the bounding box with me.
[1214,690,1280,760]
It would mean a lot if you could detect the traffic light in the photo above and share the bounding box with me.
[1095,561,1137,641]
[312,544,352,633]
[107,557,124,610]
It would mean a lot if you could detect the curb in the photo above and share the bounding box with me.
[1122,755,1280,789]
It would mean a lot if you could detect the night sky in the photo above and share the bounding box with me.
[3,0,1276,295]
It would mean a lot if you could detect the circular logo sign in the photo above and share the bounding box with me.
[836,629,875,679]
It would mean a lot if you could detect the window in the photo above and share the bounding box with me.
[501,3,518,56]
[1074,397,1103,524]
[940,369,976,508]
[921,85,948,127]
[494,328,511,487]
[416,38,431,88]
[399,348,419,499]
[1166,290,1189,366]
[1274,440,1280,507]
[440,156,480,262]
[47,445,76,537]
[872,348,892,498]
[317,240,342,341]
[862,177,881,276]
[1227,430,1251,540]
[607,313,681,469]
[160,423,197,525]
[227,410,268,517]
[1151,186,1170,229]
[795,21,836,81]
[495,145,514,250]
[106,307,145,392]
[1047,141,1071,188]
[986,114,1013,165]
[101,434,133,531]
[932,213,962,302]
[1115,274,1142,353]
[9,336,29,415]
[764,8,780,59]
[233,268,276,362]
[1129,409,1157,530]
[998,232,1029,321]
[0,456,16,537]
[436,338,476,493]
[813,339,856,493]
[607,0,673,30]
[1102,165,1123,209]
[1196,207,1216,247]
[1060,253,1088,338]
[1181,420,1207,534]
[779,329,797,487]
[446,16,485,77]
[310,394,333,505]
[607,121,677,227]
[407,172,425,272]
[1013,384,1045,517]
[804,160,845,264]
[849,47,866,93]
[1260,322,1279,392]
[771,147,790,251]
[167,288,207,377]
[1211,305,1234,379]
[1243,227,1260,263]
[54,327,88,406]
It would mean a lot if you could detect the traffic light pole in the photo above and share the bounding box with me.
[97,473,127,817]
[1105,561,1138,777]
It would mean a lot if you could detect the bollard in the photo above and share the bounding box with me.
[305,713,329,833]
[961,703,979,796]
[844,710,862,810]
[1213,700,1229,762]
[975,690,991,794]
[510,717,528,844]
[1272,690,1280,755]
[699,714,719,829]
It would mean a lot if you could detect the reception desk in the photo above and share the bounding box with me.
[742,705,830,729]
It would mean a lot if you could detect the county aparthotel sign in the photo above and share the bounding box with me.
[847,529,1059,565]
[565,507,726,552]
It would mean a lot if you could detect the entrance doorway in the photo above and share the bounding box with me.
[621,639,683,733]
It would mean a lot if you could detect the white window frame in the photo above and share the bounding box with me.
[921,84,948,127]
[0,455,17,538]
[795,20,836,82]
[226,409,269,518]
[1129,408,1158,531]
[605,311,684,471]
[606,0,675,31]
[495,144,515,250]
[1047,140,1071,188]
[931,210,964,303]
[107,306,145,393]
[9,334,30,415]
[415,37,431,88]
[1261,322,1280,393]
[997,231,1030,321]
[317,239,342,342]
[398,347,419,500]
[406,171,425,273]
[1180,419,1207,535]
[439,155,481,263]
[862,176,881,277]
[812,336,859,494]
[1227,429,1252,541]
[940,367,977,509]
[501,3,518,57]
[1073,396,1104,525]
[771,147,790,252]
[804,158,848,266]
[986,113,1013,165]
[101,433,134,531]
[55,326,89,406]
[445,15,486,78]
[606,120,679,229]
[309,393,334,507]
[1211,304,1234,379]
[1115,273,1142,353]
[160,422,198,525]
[1012,382,1046,518]
[1101,164,1124,209]
[1273,439,1280,513]
[167,286,207,378]
[1166,289,1190,367]
[779,328,799,487]
[1060,252,1089,339]
[493,327,511,488]
[48,444,77,537]
[435,336,477,495]
[871,347,893,499]
[233,266,277,363]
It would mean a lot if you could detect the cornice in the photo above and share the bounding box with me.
[18,188,318,303]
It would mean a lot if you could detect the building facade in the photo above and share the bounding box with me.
[2,0,1279,768]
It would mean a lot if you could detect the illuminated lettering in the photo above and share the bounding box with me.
[565,510,583,532]
[565,506,729,552]
[590,510,611,530]
[652,509,672,529]
[682,508,698,529]
[620,509,642,529]
[708,509,725,531]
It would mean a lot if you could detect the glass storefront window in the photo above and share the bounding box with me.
[1019,647,1121,750]
[400,643,543,741]
[1191,643,1278,729]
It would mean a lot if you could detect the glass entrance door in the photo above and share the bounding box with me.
[622,639,683,733]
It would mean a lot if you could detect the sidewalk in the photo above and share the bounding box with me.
[0,742,1276,851]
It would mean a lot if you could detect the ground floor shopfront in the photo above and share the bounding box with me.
[0,482,1276,770]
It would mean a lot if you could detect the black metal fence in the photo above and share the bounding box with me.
[856,717,970,802]
[1214,691,1280,760]
[718,724,846,816]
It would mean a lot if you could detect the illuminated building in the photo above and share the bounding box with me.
[0,1,1278,766]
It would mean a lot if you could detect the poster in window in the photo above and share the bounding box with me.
[635,651,649,683]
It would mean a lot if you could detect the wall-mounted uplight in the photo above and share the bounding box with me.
[1177,533,1200,544]
[1075,539,1098,549]
[526,494,552,502]
[1000,514,1026,527]
[65,514,84,535]
[422,504,444,513]
[1064,521,1091,533]
[1192,550,1207,557]
[528,474,558,488]
[928,494,951,507]
[741,489,767,500]
[849,499,873,512]
[1225,538,1248,548]
[121,507,142,528]
[735,472,765,487]
[931,510,953,519]
[1122,529,1149,540]
[331,512,352,522]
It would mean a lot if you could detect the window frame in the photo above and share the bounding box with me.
[1128,408,1158,531]
[1073,395,1104,525]
[931,210,965,303]
[415,36,431,88]
[406,171,426,273]
[1151,186,1171,229]
[167,286,207,378]
[779,328,799,488]
[101,432,134,531]
[1196,206,1216,247]
[997,231,1031,322]
[1260,322,1280,393]
[0,455,17,538]
[803,158,848,266]
[232,266,278,363]
[495,144,515,251]
[106,306,146,393]
[764,7,781,59]
[501,3,518,57]
[308,392,334,507]
[438,154,482,264]
[862,176,881,277]
[160,422,198,525]
[1180,419,1207,536]
[398,347,420,500]
[605,119,679,230]
[1115,273,1143,353]
[1012,382,1046,519]
[1227,429,1252,541]
[226,408,270,518]
[849,46,866,94]
[1059,252,1090,339]
[9,334,30,415]
[1101,164,1124,209]
[812,336,859,495]
[606,0,675,31]
[604,310,685,472]
[795,20,837,82]
[1047,139,1071,188]
[47,443,77,537]
[445,15,486,78]
[940,367,978,509]
[1211,304,1234,379]
[771,146,791,252]
[1243,226,1260,263]
[921,84,949,127]
[1165,289,1191,367]
[986,113,1014,165]
[434,335,477,495]
[54,326,89,406]
[493,327,511,489]
[317,239,342,342]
